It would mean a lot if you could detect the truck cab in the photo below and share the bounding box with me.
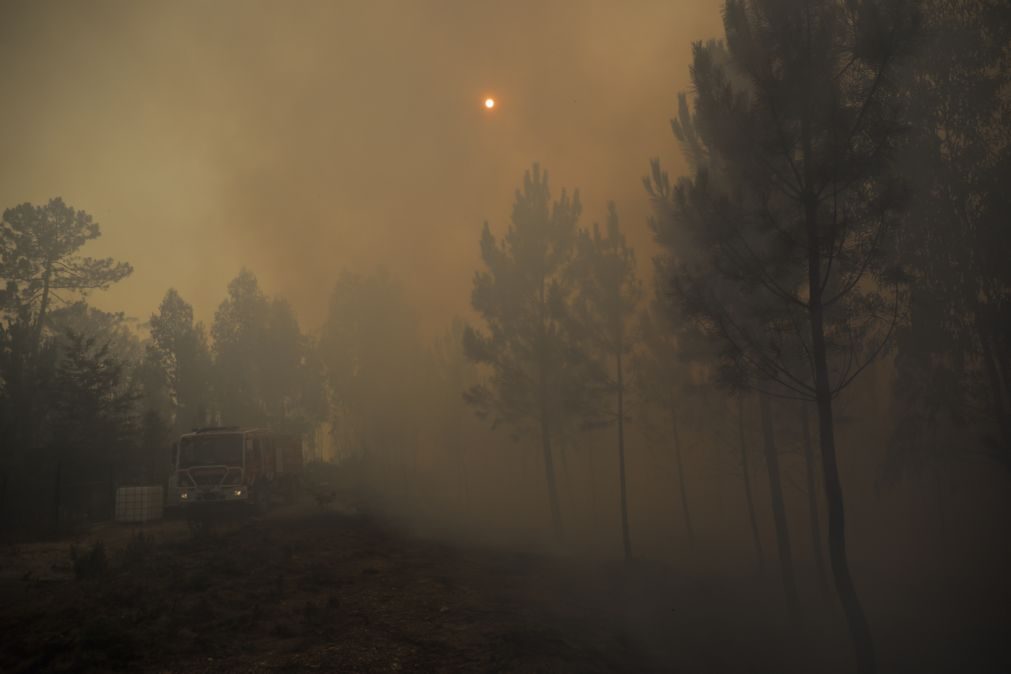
[174,427,281,510]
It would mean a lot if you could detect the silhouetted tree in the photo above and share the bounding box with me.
[212,269,271,425]
[736,394,765,572]
[757,394,799,616]
[0,315,58,519]
[320,270,424,484]
[137,408,173,484]
[463,163,588,541]
[800,401,831,596]
[634,299,699,545]
[888,0,1011,475]
[50,331,138,531]
[0,198,132,360]
[0,199,131,520]
[48,303,141,362]
[649,72,796,588]
[570,202,643,560]
[431,319,482,513]
[47,303,146,442]
[212,269,321,434]
[148,289,212,433]
[647,3,919,670]
[261,297,320,434]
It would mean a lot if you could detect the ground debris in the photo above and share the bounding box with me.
[0,507,665,672]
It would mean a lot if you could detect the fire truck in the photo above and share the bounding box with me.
[172,427,302,511]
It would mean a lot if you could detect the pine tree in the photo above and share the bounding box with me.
[634,298,706,548]
[889,0,1011,474]
[570,203,642,559]
[647,3,919,671]
[212,270,271,426]
[50,331,138,530]
[320,270,424,468]
[148,289,212,433]
[0,198,132,360]
[0,199,131,514]
[463,163,589,541]
[211,270,321,434]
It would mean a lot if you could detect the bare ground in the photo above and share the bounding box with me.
[0,503,1007,673]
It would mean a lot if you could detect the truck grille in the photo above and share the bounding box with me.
[191,467,227,486]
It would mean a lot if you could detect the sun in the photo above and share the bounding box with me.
[484,97,496,110]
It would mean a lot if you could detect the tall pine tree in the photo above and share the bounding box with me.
[148,289,212,433]
[464,164,590,541]
[570,203,642,559]
[647,3,919,670]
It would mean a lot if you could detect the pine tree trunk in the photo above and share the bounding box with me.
[670,406,694,542]
[759,394,799,617]
[559,439,572,513]
[809,268,876,674]
[932,454,947,546]
[458,439,472,515]
[801,402,830,597]
[616,352,631,561]
[404,435,417,511]
[738,395,765,573]
[52,456,63,536]
[976,316,1011,454]
[32,261,53,361]
[995,337,1011,417]
[536,272,562,541]
[540,412,563,541]
[0,468,7,530]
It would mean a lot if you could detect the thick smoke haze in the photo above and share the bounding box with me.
[3,1,1008,672]
[0,0,721,332]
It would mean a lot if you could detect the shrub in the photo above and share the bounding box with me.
[121,532,153,567]
[70,540,107,580]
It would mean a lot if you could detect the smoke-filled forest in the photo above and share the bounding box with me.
[1,1,1009,672]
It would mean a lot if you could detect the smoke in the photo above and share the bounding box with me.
[0,0,721,332]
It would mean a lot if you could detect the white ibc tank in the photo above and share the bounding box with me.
[115,486,164,523]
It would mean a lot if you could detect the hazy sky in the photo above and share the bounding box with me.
[0,0,722,335]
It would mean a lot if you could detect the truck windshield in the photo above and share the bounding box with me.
[179,435,243,468]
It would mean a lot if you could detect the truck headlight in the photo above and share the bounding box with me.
[233,488,243,497]
[180,491,189,500]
